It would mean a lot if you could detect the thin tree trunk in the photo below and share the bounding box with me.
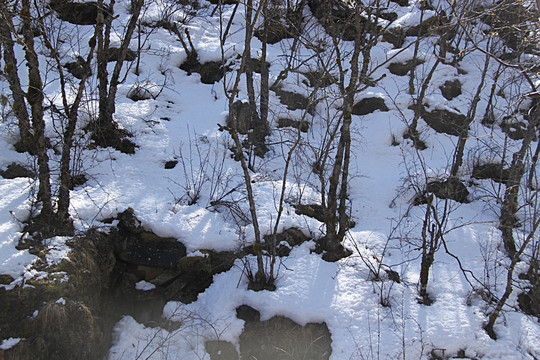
[57,43,98,222]
[21,0,53,219]
[97,0,113,128]
[105,0,143,122]
[450,45,490,177]
[485,216,540,339]
[0,1,31,143]
[499,101,539,257]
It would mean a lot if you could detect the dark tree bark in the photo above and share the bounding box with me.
[499,100,539,258]
[21,0,53,220]
[0,0,32,144]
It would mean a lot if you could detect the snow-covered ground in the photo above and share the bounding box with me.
[1,0,540,358]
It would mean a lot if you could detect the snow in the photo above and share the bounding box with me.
[0,338,22,350]
[136,280,157,291]
[1,0,540,358]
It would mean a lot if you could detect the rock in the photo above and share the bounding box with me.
[107,48,137,62]
[208,0,238,4]
[414,177,470,204]
[205,340,239,360]
[277,118,309,132]
[389,0,408,5]
[382,27,405,48]
[388,59,424,76]
[69,174,87,190]
[500,120,529,140]
[63,56,91,79]
[226,100,270,157]
[480,0,536,51]
[263,228,311,257]
[0,163,34,179]
[439,79,462,100]
[272,87,315,114]
[250,58,270,74]
[117,208,143,234]
[302,70,336,88]
[180,57,229,84]
[164,160,178,169]
[49,0,110,25]
[254,20,293,44]
[117,232,186,269]
[405,16,439,37]
[0,274,14,285]
[472,163,510,184]
[227,100,256,134]
[236,305,261,322]
[127,82,159,101]
[420,108,469,136]
[352,97,389,116]
[294,203,327,223]
[199,61,228,84]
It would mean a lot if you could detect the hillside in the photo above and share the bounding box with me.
[1,0,540,358]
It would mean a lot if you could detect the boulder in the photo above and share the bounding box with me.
[0,163,34,179]
[64,56,91,79]
[303,70,336,88]
[472,163,510,184]
[388,59,424,76]
[352,97,389,116]
[272,87,316,115]
[49,0,110,25]
[107,48,137,62]
[254,20,293,44]
[263,228,311,257]
[439,79,462,100]
[414,177,470,204]
[277,118,309,132]
[420,108,469,136]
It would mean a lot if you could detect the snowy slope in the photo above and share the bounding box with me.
[1,0,540,358]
